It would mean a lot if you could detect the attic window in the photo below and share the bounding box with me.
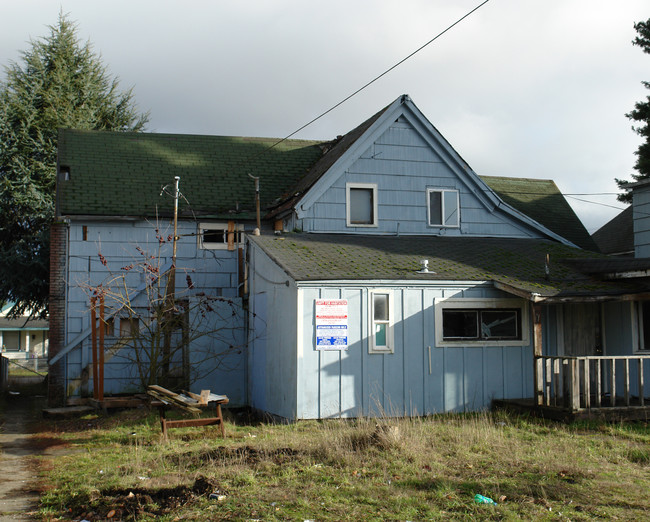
[59,166,71,181]
[427,188,459,227]
[346,183,378,227]
[199,222,244,250]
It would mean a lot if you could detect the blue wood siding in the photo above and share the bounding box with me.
[248,243,298,419]
[294,284,534,420]
[299,116,543,239]
[63,219,246,401]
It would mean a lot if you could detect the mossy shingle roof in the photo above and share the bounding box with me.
[57,126,593,252]
[57,129,327,219]
[250,233,643,300]
[480,176,598,251]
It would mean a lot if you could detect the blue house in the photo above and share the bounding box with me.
[50,95,650,419]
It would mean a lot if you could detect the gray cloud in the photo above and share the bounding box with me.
[2,0,647,232]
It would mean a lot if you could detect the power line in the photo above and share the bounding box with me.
[246,0,492,160]
[565,195,628,212]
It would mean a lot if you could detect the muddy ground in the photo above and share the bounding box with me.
[0,381,47,521]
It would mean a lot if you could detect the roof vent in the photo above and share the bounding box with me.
[417,259,434,274]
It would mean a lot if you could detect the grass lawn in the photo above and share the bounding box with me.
[34,408,650,520]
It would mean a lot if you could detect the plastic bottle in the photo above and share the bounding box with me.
[474,494,497,505]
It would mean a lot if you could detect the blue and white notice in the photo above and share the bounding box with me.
[315,299,348,350]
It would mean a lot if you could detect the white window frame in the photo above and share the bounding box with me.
[369,289,394,353]
[198,222,244,250]
[427,188,460,228]
[346,182,378,228]
[434,297,529,347]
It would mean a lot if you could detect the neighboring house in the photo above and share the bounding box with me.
[591,206,634,256]
[50,95,650,419]
[0,304,48,360]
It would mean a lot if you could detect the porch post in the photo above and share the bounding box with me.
[532,303,543,406]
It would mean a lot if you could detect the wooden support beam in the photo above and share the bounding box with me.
[569,359,581,411]
[639,359,645,407]
[624,359,630,407]
[532,303,543,406]
[98,294,105,402]
[595,359,602,408]
[583,358,591,409]
[611,360,616,407]
[90,297,99,400]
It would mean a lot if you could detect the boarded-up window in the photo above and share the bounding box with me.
[120,318,139,338]
[199,222,243,249]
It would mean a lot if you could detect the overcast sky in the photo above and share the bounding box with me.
[2,1,648,233]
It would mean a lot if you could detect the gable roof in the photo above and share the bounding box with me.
[56,95,592,251]
[591,206,633,256]
[281,95,587,248]
[250,233,647,302]
[481,176,598,251]
[57,129,327,219]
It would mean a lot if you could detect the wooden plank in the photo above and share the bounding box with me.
[544,358,552,407]
[610,359,616,407]
[624,359,630,407]
[553,358,560,407]
[639,358,645,407]
[535,357,544,406]
[99,295,105,402]
[91,297,98,400]
[147,386,201,413]
[570,359,581,411]
[533,304,543,406]
[163,418,223,429]
[595,359,602,407]
[583,358,591,409]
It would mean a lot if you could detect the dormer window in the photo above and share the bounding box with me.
[427,188,459,227]
[346,183,378,227]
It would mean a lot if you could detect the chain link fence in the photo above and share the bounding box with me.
[6,356,48,376]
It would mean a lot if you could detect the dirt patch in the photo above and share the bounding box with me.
[66,475,221,521]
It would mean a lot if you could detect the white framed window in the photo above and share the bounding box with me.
[369,290,393,353]
[427,188,459,227]
[346,182,378,227]
[434,298,529,347]
[198,222,244,250]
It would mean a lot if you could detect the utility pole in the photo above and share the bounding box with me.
[162,176,180,385]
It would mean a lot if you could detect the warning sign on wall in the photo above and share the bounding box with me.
[315,299,348,350]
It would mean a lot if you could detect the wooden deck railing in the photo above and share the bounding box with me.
[535,355,650,411]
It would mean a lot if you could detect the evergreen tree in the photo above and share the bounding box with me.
[0,13,148,316]
[617,19,650,202]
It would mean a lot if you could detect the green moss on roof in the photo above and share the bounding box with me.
[481,175,598,251]
[58,129,327,218]
[251,233,633,299]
